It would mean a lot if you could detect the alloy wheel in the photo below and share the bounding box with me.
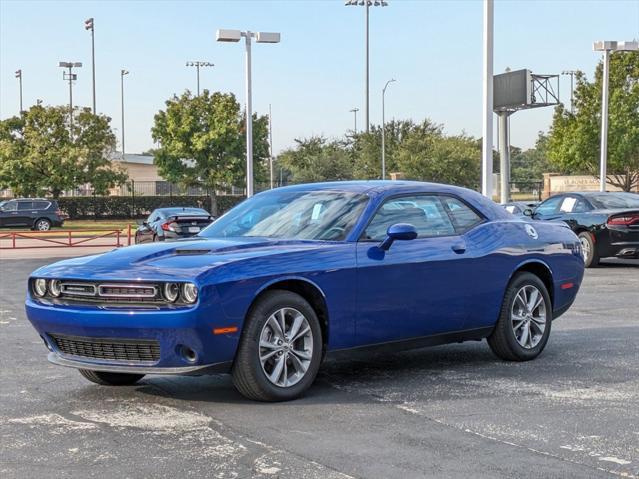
[579,236,591,264]
[511,285,547,349]
[259,307,313,388]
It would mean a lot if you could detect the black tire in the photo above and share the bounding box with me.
[33,218,51,231]
[232,290,323,402]
[488,272,553,361]
[79,369,145,386]
[578,231,599,268]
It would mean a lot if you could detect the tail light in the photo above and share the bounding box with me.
[607,214,639,226]
[161,221,177,232]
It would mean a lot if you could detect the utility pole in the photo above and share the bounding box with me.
[59,62,82,134]
[85,18,96,113]
[269,104,274,189]
[381,79,396,180]
[481,0,494,198]
[15,70,23,113]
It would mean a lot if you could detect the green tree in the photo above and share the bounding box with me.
[0,105,126,197]
[278,136,354,183]
[510,132,551,182]
[547,52,639,191]
[151,90,269,213]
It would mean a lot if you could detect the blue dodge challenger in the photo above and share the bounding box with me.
[25,181,584,401]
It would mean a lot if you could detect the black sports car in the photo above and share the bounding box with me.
[135,207,214,244]
[527,192,639,267]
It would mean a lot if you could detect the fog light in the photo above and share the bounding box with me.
[163,283,179,302]
[182,283,198,303]
[49,279,62,297]
[33,279,47,297]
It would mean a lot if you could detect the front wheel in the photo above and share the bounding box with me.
[488,272,552,361]
[578,231,599,268]
[79,369,145,386]
[232,290,323,401]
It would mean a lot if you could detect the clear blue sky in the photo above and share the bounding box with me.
[1,0,638,155]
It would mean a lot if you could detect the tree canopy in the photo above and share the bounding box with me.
[547,51,639,191]
[0,105,126,198]
[151,90,269,212]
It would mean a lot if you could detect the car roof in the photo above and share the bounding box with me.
[269,180,474,196]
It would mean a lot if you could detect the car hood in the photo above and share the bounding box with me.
[31,237,338,282]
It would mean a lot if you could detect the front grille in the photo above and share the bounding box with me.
[58,281,161,303]
[98,284,157,298]
[50,334,160,362]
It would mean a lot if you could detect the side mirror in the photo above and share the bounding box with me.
[523,208,533,217]
[379,223,418,251]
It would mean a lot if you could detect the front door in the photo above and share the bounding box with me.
[355,194,478,346]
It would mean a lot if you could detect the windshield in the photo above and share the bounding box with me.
[200,190,368,241]
[588,193,639,209]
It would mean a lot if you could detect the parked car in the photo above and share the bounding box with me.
[25,181,584,401]
[527,191,639,267]
[135,207,214,244]
[502,201,540,217]
[0,198,65,231]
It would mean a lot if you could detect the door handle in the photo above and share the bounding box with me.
[451,243,466,254]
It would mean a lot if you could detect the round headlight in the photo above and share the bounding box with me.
[182,283,198,304]
[33,279,47,297]
[163,282,179,302]
[49,279,62,297]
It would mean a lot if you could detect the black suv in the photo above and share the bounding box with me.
[0,198,65,231]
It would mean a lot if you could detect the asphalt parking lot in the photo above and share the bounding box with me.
[1,257,637,479]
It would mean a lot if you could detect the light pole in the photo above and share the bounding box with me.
[216,29,281,197]
[381,79,395,180]
[349,108,359,133]
[345,0,388,134]
[269,104,274,189]
[58,62,82,133]
[561,70,578,114]
[121,69,129,158]
[186,61,214,96]
[481,0,494,198]
[15,69,23,113]
[593,40,638,192]
[85,18,96,113]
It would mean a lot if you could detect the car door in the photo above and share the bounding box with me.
[555,195,593,230]
[0,200,18,226]
[355,194,480,345]
[1,201,28,227]
[532,196,564,221]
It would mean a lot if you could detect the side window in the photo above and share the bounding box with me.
[33,201,50,210]
[441,196,484,233]
[363,195,456,241]
[148,210,160,223]
[18,201,34,211]
[3,201,18,211]
[535,196,563,215]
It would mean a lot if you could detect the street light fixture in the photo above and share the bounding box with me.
[58,62,82,133]
[85,18,96,113]
[381,78,395,180]
[121,69,129,158]
[344,0,389,133]
[15,69,23,113]
[216,28,281,197]
[593,40,638,192]
[349,108,359,133]
[186,61,214,96]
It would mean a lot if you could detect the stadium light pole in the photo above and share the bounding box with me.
[381,79,395,180]
[15,69,23,113]
[186,61,214,96]
[121,69,129,158]
[349,108,359,133]
[58,62,82,134]
[216,29,281,197]
[481,0,494,198]
[561,70,578,114]
[593,40,638,192]
[85,18,96,113]
[345,0,388,134]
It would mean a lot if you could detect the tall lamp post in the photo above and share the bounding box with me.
[15,69,23,113]
[481,0,494,198]
[58,62,82,132]
[593,40,638,192]
[349,108,359,133]
[216,29,281,197]
[381,78,395,180]
[268,104,274,189]
[561,70,578,114]
[84,18,96,113]
[186,61,214,96]
[345,0,388,133]
[121,69,129,158]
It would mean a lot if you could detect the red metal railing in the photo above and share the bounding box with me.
[0,224,133,249]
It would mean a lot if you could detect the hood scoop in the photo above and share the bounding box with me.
[174,248,212,256]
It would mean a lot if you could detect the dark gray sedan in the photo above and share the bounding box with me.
[135,207,213,244]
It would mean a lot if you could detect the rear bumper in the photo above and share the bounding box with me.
[598,226,639,258]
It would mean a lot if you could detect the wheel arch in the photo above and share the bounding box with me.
[251,277,329,350]
[509,260,554,309]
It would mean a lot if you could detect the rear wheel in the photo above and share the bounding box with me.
[488,272,552,361]
[232,290,322,401]
[33,218,51,231]
[578,231,599,268]
[79,369,145,386]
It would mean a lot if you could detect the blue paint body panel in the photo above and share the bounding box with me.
[25,181,584,372]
